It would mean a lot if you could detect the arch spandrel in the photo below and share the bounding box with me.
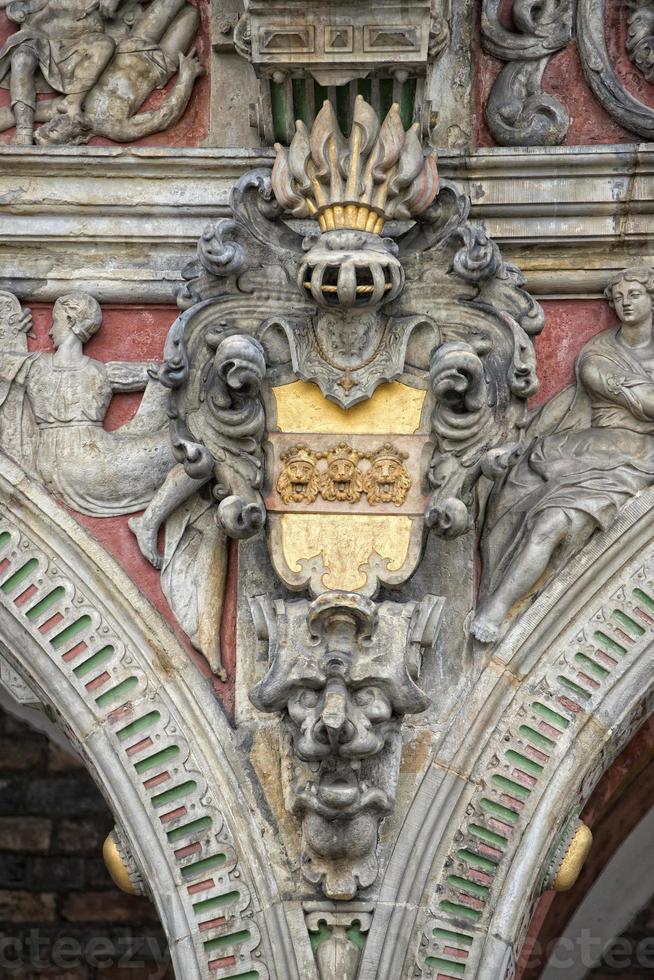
[361,487,654,980]
[0,450,311,980]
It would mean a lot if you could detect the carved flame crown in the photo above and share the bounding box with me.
[272,96,439,235]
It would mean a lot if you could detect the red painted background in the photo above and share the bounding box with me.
[0,0,209,147]
[475,0,654,147]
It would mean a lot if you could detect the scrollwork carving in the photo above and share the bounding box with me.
[130,328,267,677]
[578,0,654,140]
[426,341,500,538]
[482,0,573,146]
[627,3,654,81]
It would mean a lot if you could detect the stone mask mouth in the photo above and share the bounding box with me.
[293,769,392,820]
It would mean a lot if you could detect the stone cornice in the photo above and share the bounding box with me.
[0,143,652,300]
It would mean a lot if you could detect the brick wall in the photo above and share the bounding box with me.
[0,703,174,979]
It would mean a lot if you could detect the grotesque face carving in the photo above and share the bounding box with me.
[365,452,412,506]
[249,592,440,899]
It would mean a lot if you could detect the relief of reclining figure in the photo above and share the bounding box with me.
[472,267,654,643]
[0,0,203,145]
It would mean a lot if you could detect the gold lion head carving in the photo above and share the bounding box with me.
[365,445,411,506]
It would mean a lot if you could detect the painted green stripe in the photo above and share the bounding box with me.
[25,586,65,620]
[217,973,258,980]
[192,891,241,915]
[379,78,394,119]
[399,77,417,128]
[152,780,197,808]
[532,702,570,730]
[574,652,609,679]
[0,531,11,552]
[167,816,212,842]
[134,745,180,774]
[181,853,227,879]
[95,676,138,707]
[612,609,645,636]
[116,712,161,741]
[270,81,287,144]
[457,849,498,872]
[558,675,591,700]
[292,77,309,126]
[633,587,654,613]
[439,900,481,923]
[447,875,490,898]
[357,77,372,102]
[335,83,351,135]
[479,798,519,825]
[74,645,115,678]
[204,929,251,953]
[309,920,331,952]
[345,921,367,950]
[1,558,38,592]
[50,615,91,649]
[504,750,543,777]
[518,725,555,751]
[491,775,531,800]
[593,631,626,656]
[433,928,474,946]
[426,956,466,977]
[469,824,507,848]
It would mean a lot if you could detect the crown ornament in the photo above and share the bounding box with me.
[272,96,439,235]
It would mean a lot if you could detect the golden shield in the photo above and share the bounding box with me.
[265,379,429,596]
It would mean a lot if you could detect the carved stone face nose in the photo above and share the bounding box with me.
[313,679,356,750]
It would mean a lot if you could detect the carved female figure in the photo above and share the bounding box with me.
[21,292,175,515]
[472,267,654,642]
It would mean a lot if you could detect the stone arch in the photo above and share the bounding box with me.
[0,451,306,980]
[359,487,654,980]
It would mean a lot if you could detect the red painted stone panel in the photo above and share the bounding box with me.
[531,300,617,409]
